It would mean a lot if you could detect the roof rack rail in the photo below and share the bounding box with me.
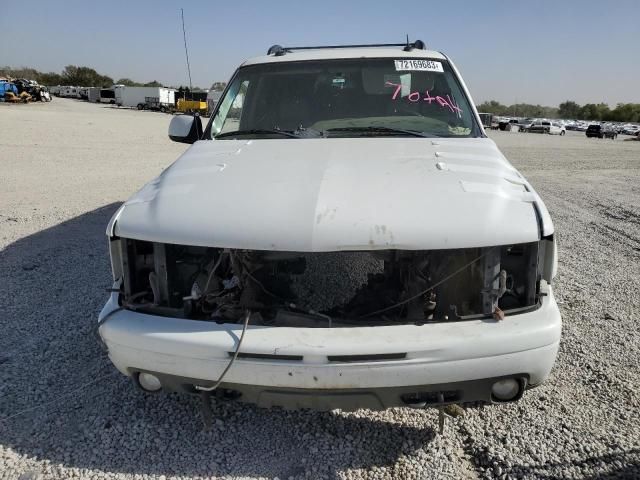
[267,40,426,56]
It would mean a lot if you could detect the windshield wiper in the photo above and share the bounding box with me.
[326,126,434,138]
[216,129,300,139]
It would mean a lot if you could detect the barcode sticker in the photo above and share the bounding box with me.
[394,59,444,72]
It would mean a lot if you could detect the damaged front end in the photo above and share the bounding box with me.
[108,238,550,326]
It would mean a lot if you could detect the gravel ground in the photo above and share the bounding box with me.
[1,99,639,480]
[291,252,383,312]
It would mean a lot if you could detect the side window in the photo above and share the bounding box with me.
[212,80,250,136]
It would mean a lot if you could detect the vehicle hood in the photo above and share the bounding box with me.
[111,137,552,250]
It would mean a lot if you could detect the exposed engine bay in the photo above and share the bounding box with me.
[113,239,542,326]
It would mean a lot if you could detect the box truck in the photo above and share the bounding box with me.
[116,86,176,110]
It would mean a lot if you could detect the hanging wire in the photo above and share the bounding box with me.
[358,247,497,319]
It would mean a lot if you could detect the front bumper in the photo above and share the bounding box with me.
[98,283,561,410]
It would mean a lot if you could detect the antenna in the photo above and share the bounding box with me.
[181,8,193,92]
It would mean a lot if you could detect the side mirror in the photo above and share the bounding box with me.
[168,114,202,144]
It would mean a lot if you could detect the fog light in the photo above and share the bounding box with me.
[491,379,520,401]
[137,372,162,392]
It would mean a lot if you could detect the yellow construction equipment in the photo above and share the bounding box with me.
[177,99,207,114]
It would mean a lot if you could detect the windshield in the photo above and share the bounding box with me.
[208,58,480,139]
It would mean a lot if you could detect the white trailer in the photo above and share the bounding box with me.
[113,85,125,105]
[116,86,176,109]
[87,87,101,103]
[100,88,116,104]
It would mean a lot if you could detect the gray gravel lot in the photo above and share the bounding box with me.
[1,98,639,479]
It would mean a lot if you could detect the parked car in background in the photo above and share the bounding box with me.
[529,120,565,135]
[621,124,640,136]
[549,121,566,135]
[98,41,561,412]
[586,124,617,139]
[498,118,520,131]
[528,120,548,134]
[517,118,534,132]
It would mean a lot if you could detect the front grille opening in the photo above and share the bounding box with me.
[121,241,541,327]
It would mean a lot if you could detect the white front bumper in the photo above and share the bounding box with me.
[98,283,561,392]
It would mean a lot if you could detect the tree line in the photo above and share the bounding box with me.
[3,65,117,88]
[1,65,226,91]
[477,100,640,123]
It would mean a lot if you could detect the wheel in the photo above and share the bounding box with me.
[137,103,144,110]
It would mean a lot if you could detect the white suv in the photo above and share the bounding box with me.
[98,41,561,411]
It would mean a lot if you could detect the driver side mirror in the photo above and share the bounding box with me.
[168,114,202,144]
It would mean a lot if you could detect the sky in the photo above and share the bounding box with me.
[1,0,638,106]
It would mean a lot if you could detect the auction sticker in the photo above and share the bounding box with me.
[394,59,443,72]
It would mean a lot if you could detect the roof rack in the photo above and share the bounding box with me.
[267,40,427,56]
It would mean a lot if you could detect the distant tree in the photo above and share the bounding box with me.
[510,103,558,118]
[476,100,508,115]
[143,80,163,87]
[210,81,226,91]
[476,101,558,118]
[116,78,140,86]
[61,65,113,87]
[558,101,582,119]
[595,103,611,121]
[609,103,640,123]
[580,104,599,120]
[579,103,611,121]
[0,66,40,79]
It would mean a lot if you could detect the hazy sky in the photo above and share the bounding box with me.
[1,0,638,106]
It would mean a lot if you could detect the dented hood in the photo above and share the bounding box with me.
[111,137,552,250]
